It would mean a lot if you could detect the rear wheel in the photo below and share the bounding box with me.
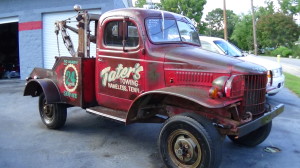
[158,114,223,168]
[38,93,67,129]
[228,121,272,147]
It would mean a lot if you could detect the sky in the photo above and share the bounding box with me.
[202,0,279,17]
[132,0,279,18]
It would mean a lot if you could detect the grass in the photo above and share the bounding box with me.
[284,72,300,97]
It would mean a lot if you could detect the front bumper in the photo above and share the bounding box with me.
[237,104,284,137]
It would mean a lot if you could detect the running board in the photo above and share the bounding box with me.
[86,106,127,123]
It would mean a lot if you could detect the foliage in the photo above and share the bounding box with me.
[160,0,207,31]
[204,8,239,38]
[135,0,147,8]
[270,46,292,57]
[292,45,300,56]
[198,21,208,35]
[230,0,276,51]
[230,14,253,50]
[256,0,275,18]
[284,72,300,97]
[204,8,223,37]
[256,13,300,48]
[278,0,300,15]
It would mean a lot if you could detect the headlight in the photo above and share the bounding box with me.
[209,76,229,99]
[267,70,272,79]
[209,75,245,99]
[267,70,273,86]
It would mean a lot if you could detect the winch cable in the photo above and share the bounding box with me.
[55,24,61,57]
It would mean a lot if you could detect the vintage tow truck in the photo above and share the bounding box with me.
[24,6,284,168]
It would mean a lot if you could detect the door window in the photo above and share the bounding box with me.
[104,21,139,48]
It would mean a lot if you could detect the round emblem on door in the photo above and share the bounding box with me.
[63,64,79,92]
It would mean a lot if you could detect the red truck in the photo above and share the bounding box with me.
[24,7,284,168]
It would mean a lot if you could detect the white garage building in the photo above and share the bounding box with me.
[0,0,132,79]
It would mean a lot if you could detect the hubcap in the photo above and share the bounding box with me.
[174,135,197,163]
[168,129,202,167]
[42,101,54,123]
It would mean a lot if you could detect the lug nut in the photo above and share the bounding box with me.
[176,149,183,156]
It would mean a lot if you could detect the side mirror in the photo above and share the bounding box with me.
[118,22,123,39]
[123,21,128,40]
[120,17,129,52]
[117,20,128,40]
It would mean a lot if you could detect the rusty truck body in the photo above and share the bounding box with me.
[24,7,284,168]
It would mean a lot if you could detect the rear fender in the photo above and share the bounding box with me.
[126,86,240,124]
[24,79,61,104]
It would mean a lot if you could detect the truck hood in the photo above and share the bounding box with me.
[164,46,267,74]
[238,55,281,71]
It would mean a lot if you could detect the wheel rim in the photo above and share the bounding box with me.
[41,99,54,124]
[167,129,202,167]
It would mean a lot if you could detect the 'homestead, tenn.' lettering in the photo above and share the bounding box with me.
[100,63,143,93]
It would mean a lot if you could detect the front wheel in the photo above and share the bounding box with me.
[158,114,223,168]
[228,121,272,147]
[39,93,67,129]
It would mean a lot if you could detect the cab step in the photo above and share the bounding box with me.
[86,106,127,123]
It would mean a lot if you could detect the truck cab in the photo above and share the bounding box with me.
[24,8,284,168]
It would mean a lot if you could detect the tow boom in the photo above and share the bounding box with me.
[54,5,100,58]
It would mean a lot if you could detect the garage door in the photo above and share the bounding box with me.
[43,9,101,69]
[0,17,19,24]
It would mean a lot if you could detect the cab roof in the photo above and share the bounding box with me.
[99,8,186,23]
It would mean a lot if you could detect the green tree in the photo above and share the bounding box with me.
[257,0,275,18]
[198,21,208,35]
[204,8,223,37]
[161,0,207,31]
[135,0,147,8]
[256,13,300,48]
[230,14,254,50]
[278,0,300,15]
[204,8,238,38]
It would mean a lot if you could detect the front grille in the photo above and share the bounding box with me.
[242,74,267,115]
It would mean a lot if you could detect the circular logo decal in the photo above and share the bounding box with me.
[63,64,79,92]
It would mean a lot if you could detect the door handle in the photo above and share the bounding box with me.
[98,58,103,62]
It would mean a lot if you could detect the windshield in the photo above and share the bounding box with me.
[214,40,242,57]
[146,18,200,45]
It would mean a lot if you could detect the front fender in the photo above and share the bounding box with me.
[126,86,241,124]
[137,86,240,108]
[24,79,61,104]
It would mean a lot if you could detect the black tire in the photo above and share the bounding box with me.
[158,114,223,168]
[38,93,67,129]
[228,121,272,147]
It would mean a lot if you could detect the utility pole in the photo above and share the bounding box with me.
[223,0,228,41]
[251,0,258,55]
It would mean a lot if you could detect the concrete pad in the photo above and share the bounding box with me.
[0,79,299,168]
